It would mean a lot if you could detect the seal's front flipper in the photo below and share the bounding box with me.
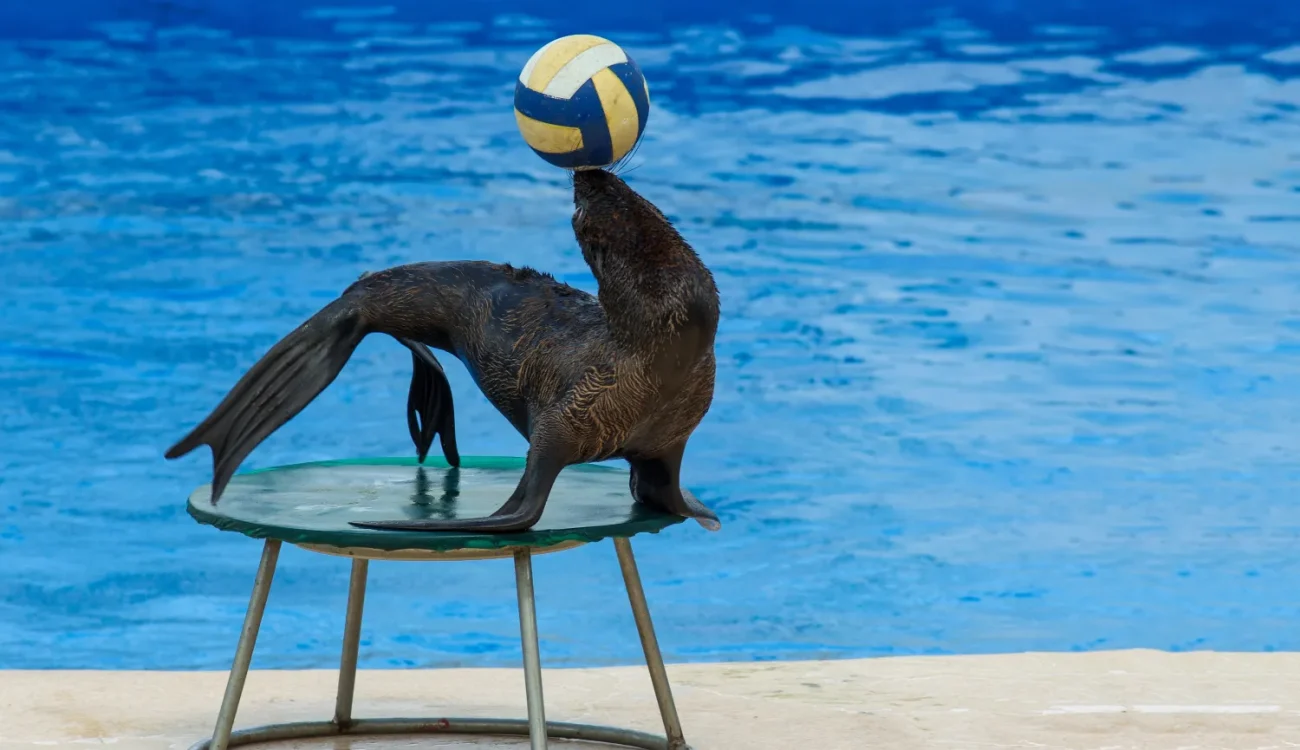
[394,337,460,467]
[165,298,369,504]
[628,449,722,531]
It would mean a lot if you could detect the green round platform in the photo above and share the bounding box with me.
[186,456,685,553]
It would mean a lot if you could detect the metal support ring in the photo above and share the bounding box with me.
[186,717,686,749]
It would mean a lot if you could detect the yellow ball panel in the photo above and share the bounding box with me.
[513,110,585,154]
[523,34,612,93]
[591,68,641,164]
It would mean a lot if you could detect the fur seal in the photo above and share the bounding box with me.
[164,169,721,533]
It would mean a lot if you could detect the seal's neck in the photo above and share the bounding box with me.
[593,233,717,351]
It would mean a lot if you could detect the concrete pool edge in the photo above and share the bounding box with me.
[3,649,1297,749]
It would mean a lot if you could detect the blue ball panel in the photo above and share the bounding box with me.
[514,79,586,128]
[529,141,608,169]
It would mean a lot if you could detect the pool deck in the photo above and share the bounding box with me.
[3,650,1296,749]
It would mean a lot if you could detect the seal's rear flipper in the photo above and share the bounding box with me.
[395,337,460,467]
[672,488,722,531]
[165,298,370,505]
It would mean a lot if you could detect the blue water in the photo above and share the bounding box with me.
[4,2,1300,670]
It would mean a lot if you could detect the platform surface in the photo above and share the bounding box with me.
[186,457,684,552]
[3,651,1299,749]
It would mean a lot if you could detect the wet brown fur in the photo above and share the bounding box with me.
[164,169,721,533]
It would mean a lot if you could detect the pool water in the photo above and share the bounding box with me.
[3,3,1300,670]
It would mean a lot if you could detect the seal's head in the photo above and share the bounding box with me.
[571,168,682,277]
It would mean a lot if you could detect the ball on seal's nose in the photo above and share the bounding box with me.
[513,34,650,170]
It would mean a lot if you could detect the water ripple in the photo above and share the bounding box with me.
[2,11,1300,669]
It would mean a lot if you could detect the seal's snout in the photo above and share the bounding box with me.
[572,168,623,204]
[573,167,615,188]
[572,169,621,230]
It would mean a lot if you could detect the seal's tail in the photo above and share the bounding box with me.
[164,297,459,504]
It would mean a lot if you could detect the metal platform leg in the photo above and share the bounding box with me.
[614,537,687,750]
[514,548,549,750]
[210,539,282,750]
[190,539,691,750]
[334,558,369,729]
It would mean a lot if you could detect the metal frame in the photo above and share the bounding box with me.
[188,537,692,750]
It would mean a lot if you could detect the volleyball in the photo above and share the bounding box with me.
[513,34,650,170]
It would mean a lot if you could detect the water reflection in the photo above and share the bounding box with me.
[402,466,462,520]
